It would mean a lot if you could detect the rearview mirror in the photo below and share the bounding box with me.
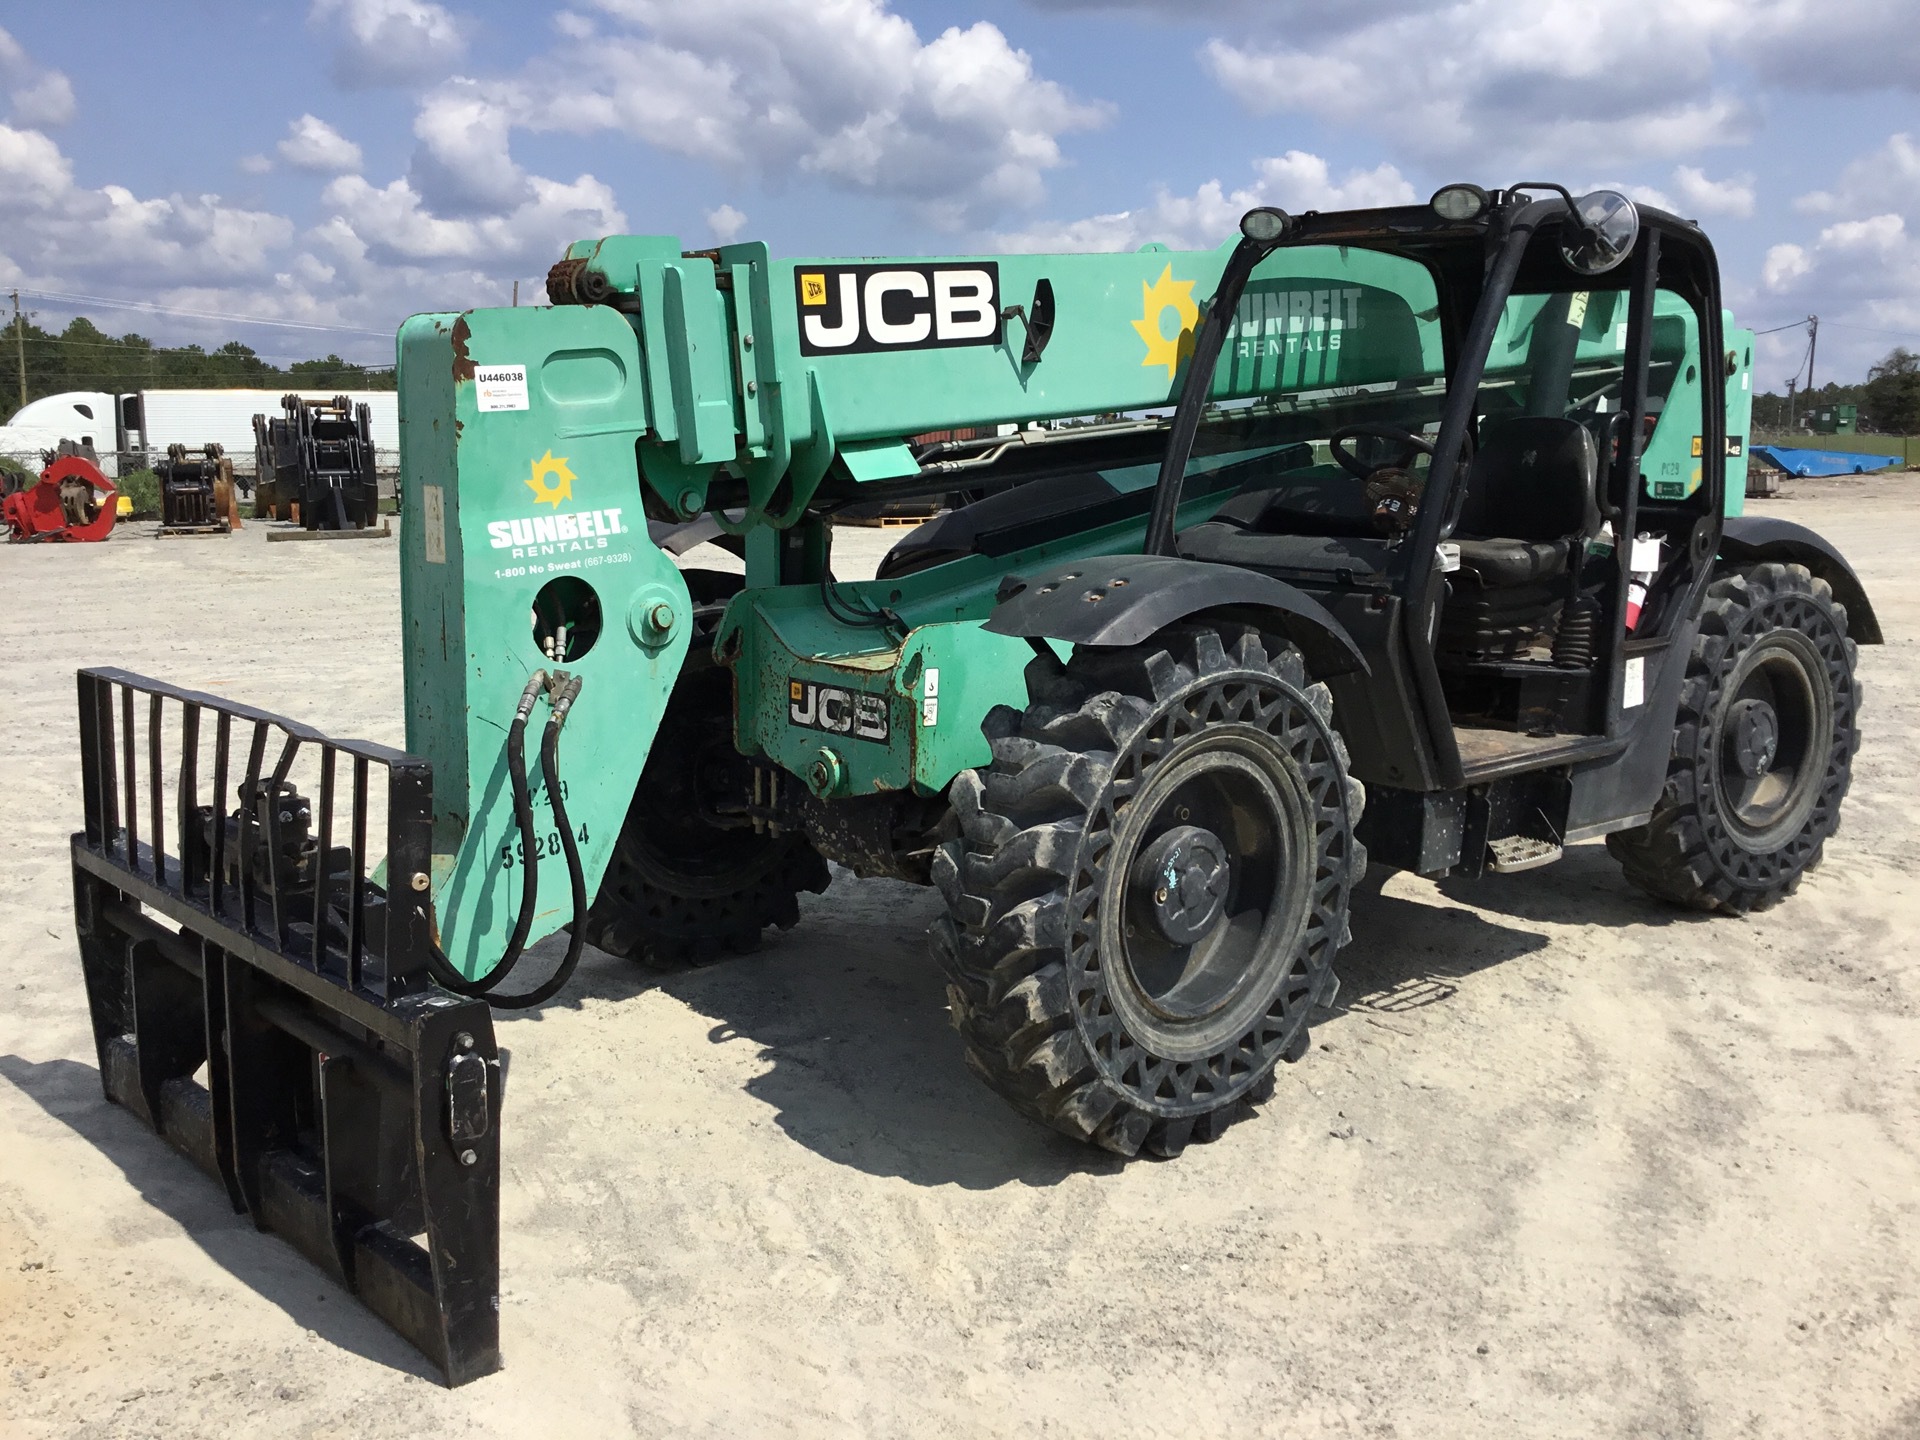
[1562,190,1639,275]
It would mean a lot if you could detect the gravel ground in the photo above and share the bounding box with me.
[2,484,1916,1439]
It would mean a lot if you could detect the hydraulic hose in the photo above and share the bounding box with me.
[419,669,581,1004]
[478,675,589,1010]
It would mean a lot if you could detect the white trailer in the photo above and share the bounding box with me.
[1,388,399,475]
[126,390,399,472]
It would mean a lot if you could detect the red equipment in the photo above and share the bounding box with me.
[2,455,119,543]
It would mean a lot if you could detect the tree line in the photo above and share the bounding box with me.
[1,314,395,420]
[12,312,1919,440]
[1750,347,1920,435]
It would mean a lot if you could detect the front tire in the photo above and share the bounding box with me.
[1608,561,1861,913]
[582,579,830,967]
[931,621,1366,1158]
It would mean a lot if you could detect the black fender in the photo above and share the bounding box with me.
[1719,517,1882,644]
[984,553,1368,677]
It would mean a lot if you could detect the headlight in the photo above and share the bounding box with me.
[1430,184,1490,222]
[1239,207,1290,243]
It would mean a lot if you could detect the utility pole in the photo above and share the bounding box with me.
[512,280,519,307]
[10,290,24,415]
[1786,376,1797,431]
[1806,315,1819,398]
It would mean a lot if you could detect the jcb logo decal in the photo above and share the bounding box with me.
[795,264,1002,357]
[789,680,890,743]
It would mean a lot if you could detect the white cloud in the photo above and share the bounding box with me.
[1039,0,1920,166]
[0,113,315,344]
[310,0,467,88]
[407,79,528,212]
[321,172,625,266]
[1255,151,1416,211]
[1756,130,1920,379]
[1795,133,1920,217]
[1671,165,1755,219]
[0,122,74,205]
[278,114,365,174]
[1820,213,1906,254]
[706,203,747,243]
[1763,243,1812,293]
[238,154,274,175]
[0,25,75,128]
[1578,174,1748,218]
[993,150,1413,251]
[1200,3,1751,170]
[0,135,605,356]
[416,0,1107,229]
[11,72,74,129]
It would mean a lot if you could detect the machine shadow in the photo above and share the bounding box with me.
[653,876,1117,1192]
[0,1053,441,1383]
[553,860,1580,1191]
[1327,867,1553,1019]
[1429,839,1699,931]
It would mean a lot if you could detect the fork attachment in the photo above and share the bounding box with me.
[68,666,502,1385]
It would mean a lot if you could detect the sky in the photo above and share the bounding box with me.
[1,0,1916,388]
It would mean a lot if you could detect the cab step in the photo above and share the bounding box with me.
[1486,835,1564,873]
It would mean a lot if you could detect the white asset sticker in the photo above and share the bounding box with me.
[921,667,940,727]
[475,364,530,413]
[1623,655,1645,709]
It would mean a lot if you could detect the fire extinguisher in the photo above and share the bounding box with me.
[1625,532,1662,632]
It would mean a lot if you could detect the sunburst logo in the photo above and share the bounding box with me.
[1132,265,1199,381]
[525,450,576,508]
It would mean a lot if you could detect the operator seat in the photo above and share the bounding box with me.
[1438,416,1601,660]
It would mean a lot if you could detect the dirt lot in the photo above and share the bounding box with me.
[2,483,1917,1439]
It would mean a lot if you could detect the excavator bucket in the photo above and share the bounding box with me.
[68,667,504,1385]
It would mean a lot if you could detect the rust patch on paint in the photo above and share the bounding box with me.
[450,314,476,382]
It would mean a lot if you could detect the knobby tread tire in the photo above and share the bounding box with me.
[1607,561,1861,914]
[582,815,829,969]
[931,620,1366,1159]
[582,597,830,969]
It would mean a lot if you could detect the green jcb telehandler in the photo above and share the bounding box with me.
[65,182,1877,1382]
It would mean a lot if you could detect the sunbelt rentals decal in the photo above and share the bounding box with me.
[1132,266,1371,380]
[487,449,628,558]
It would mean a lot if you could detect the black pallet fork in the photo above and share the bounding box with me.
[68,667,502,1385]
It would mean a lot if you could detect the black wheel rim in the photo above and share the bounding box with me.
[1712,631,1832,850]
[1099,727,1314,1062]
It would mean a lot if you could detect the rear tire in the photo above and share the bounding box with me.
[931,621,1365,1158]
[1608,562,1861,913]
[582,577,830,968]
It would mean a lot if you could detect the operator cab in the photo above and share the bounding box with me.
[883,183,1729,827]
[1150,187,1727,796]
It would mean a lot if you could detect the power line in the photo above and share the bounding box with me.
[1819,319,1920,342]
[12,333,394,365]
[17,287,392,338]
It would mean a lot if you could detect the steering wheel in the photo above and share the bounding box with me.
[1329,423,1474,536]
[1329,423,1436,479]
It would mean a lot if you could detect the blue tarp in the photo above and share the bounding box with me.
[1750,445,1901,477]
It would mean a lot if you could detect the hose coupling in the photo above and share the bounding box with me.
[515,670,550,721]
